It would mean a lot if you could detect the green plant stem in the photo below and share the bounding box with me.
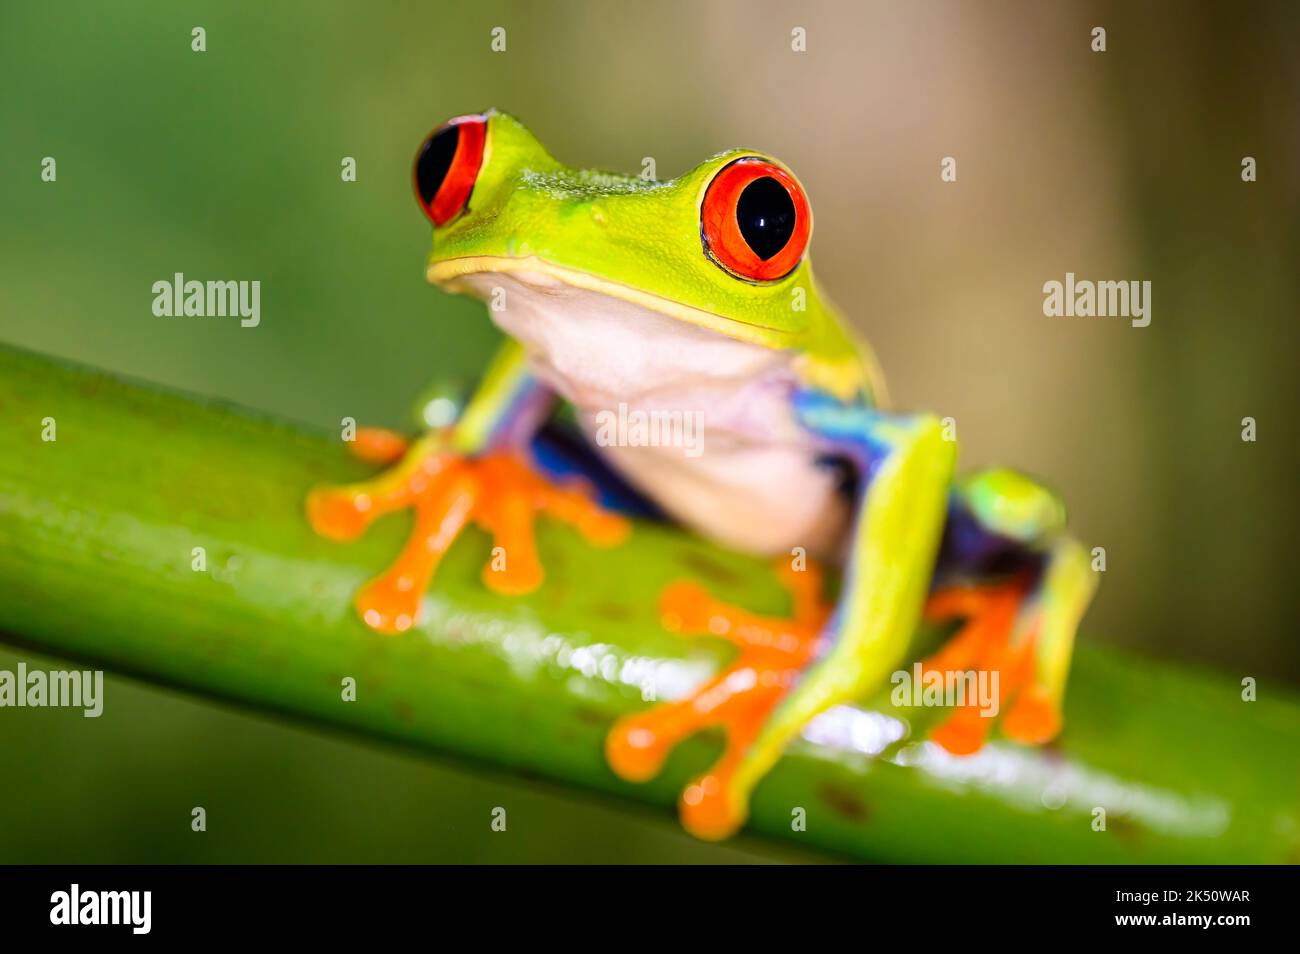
[1,344,1296,862]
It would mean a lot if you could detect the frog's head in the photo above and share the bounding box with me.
[413,110,880,402]
[413,109,850,355]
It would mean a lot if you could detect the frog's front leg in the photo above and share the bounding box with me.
[307,339,629,632]
[608,396,955,839]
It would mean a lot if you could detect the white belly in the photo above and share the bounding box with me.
[457,270,849,556]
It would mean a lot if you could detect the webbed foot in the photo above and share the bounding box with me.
[921,576,1061,754]
[308,428,629,633]
[605,561,830,840]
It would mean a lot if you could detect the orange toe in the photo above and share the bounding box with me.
[306,487,373,540]
[930,707,994,756]
[535,476,631,547]
[680,772,748,842]
[351,467,478,634]
[355,575,421,634]
[482,554,544,595]
[350,427,410,464]
[606,720,671,783]
[574,507,631,546]
[1002,686,1062,745]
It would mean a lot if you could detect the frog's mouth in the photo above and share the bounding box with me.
[425,259,800,417]
[426,254,800,351]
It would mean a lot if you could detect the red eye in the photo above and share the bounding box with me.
[700,157,810,282]
[413,114,487,226]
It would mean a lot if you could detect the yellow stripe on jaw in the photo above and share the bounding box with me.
[426,254,805,351]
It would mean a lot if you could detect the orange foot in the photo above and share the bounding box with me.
[921,577,1062,755]
[606,561,830,840]
[307,427,629,633]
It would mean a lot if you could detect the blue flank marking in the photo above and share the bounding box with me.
[527,425,665,519]
[791,387,893,475]
[792,386,1036,609]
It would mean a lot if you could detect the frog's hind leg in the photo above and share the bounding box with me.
[609,404,957,840]
[922,469,1098,754]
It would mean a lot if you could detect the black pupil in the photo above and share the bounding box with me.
[415,125,460,207]
[735,176,795,261]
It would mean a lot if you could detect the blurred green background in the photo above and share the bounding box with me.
[1,0,1296,862]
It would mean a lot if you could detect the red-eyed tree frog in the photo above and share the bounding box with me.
[308,110,1098,840]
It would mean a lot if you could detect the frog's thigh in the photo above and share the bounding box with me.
[953,467,1066,545]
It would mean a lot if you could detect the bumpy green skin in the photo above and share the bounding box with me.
[430,111,867,379]
[3,345,1298,863]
